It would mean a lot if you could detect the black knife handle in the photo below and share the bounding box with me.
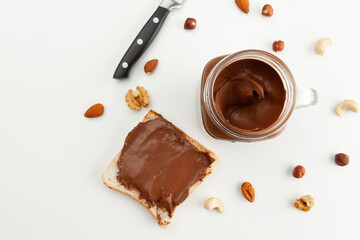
[113,6,170,79]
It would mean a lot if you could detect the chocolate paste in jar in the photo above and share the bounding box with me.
[201,57,286,140]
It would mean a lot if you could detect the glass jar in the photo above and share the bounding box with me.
[200,50,318,142]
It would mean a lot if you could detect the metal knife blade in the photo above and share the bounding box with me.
[160,0,184,10]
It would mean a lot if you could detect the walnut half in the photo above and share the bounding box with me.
[125,86,150,110]
[294,195,315,212]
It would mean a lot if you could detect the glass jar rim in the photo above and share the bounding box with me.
[203,49,296,141]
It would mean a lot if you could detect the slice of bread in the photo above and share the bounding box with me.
[102,110,218,228]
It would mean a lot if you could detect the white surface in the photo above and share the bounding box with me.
[1,0,360,239]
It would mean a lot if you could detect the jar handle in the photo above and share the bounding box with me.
[295,87,318,109]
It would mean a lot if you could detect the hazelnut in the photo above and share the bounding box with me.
[184,18,197,30]
[293,165,306,178]
[335,153,349,166]
[262,4,273,17]
[272,40,285,52]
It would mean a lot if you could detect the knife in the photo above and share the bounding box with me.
[113,0,184,79]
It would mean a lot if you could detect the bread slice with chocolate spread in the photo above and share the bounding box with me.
[102,110,218,228]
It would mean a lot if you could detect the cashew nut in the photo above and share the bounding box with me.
[315,38,332,55]
[335,99,359,116]
[204,197,225,213]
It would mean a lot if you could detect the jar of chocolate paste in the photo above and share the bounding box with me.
[200,50,317,142]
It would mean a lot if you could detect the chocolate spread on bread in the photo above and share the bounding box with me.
[214,59,286,131]
[116,117,215,216]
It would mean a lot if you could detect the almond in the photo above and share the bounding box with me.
[235,0,249,14]
[84,103,104,118]
[241,182,255,202]
[144,59,158,74]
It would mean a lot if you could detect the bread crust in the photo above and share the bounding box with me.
[102,110,218,227]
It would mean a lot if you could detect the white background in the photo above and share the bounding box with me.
[1,0,360,239]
